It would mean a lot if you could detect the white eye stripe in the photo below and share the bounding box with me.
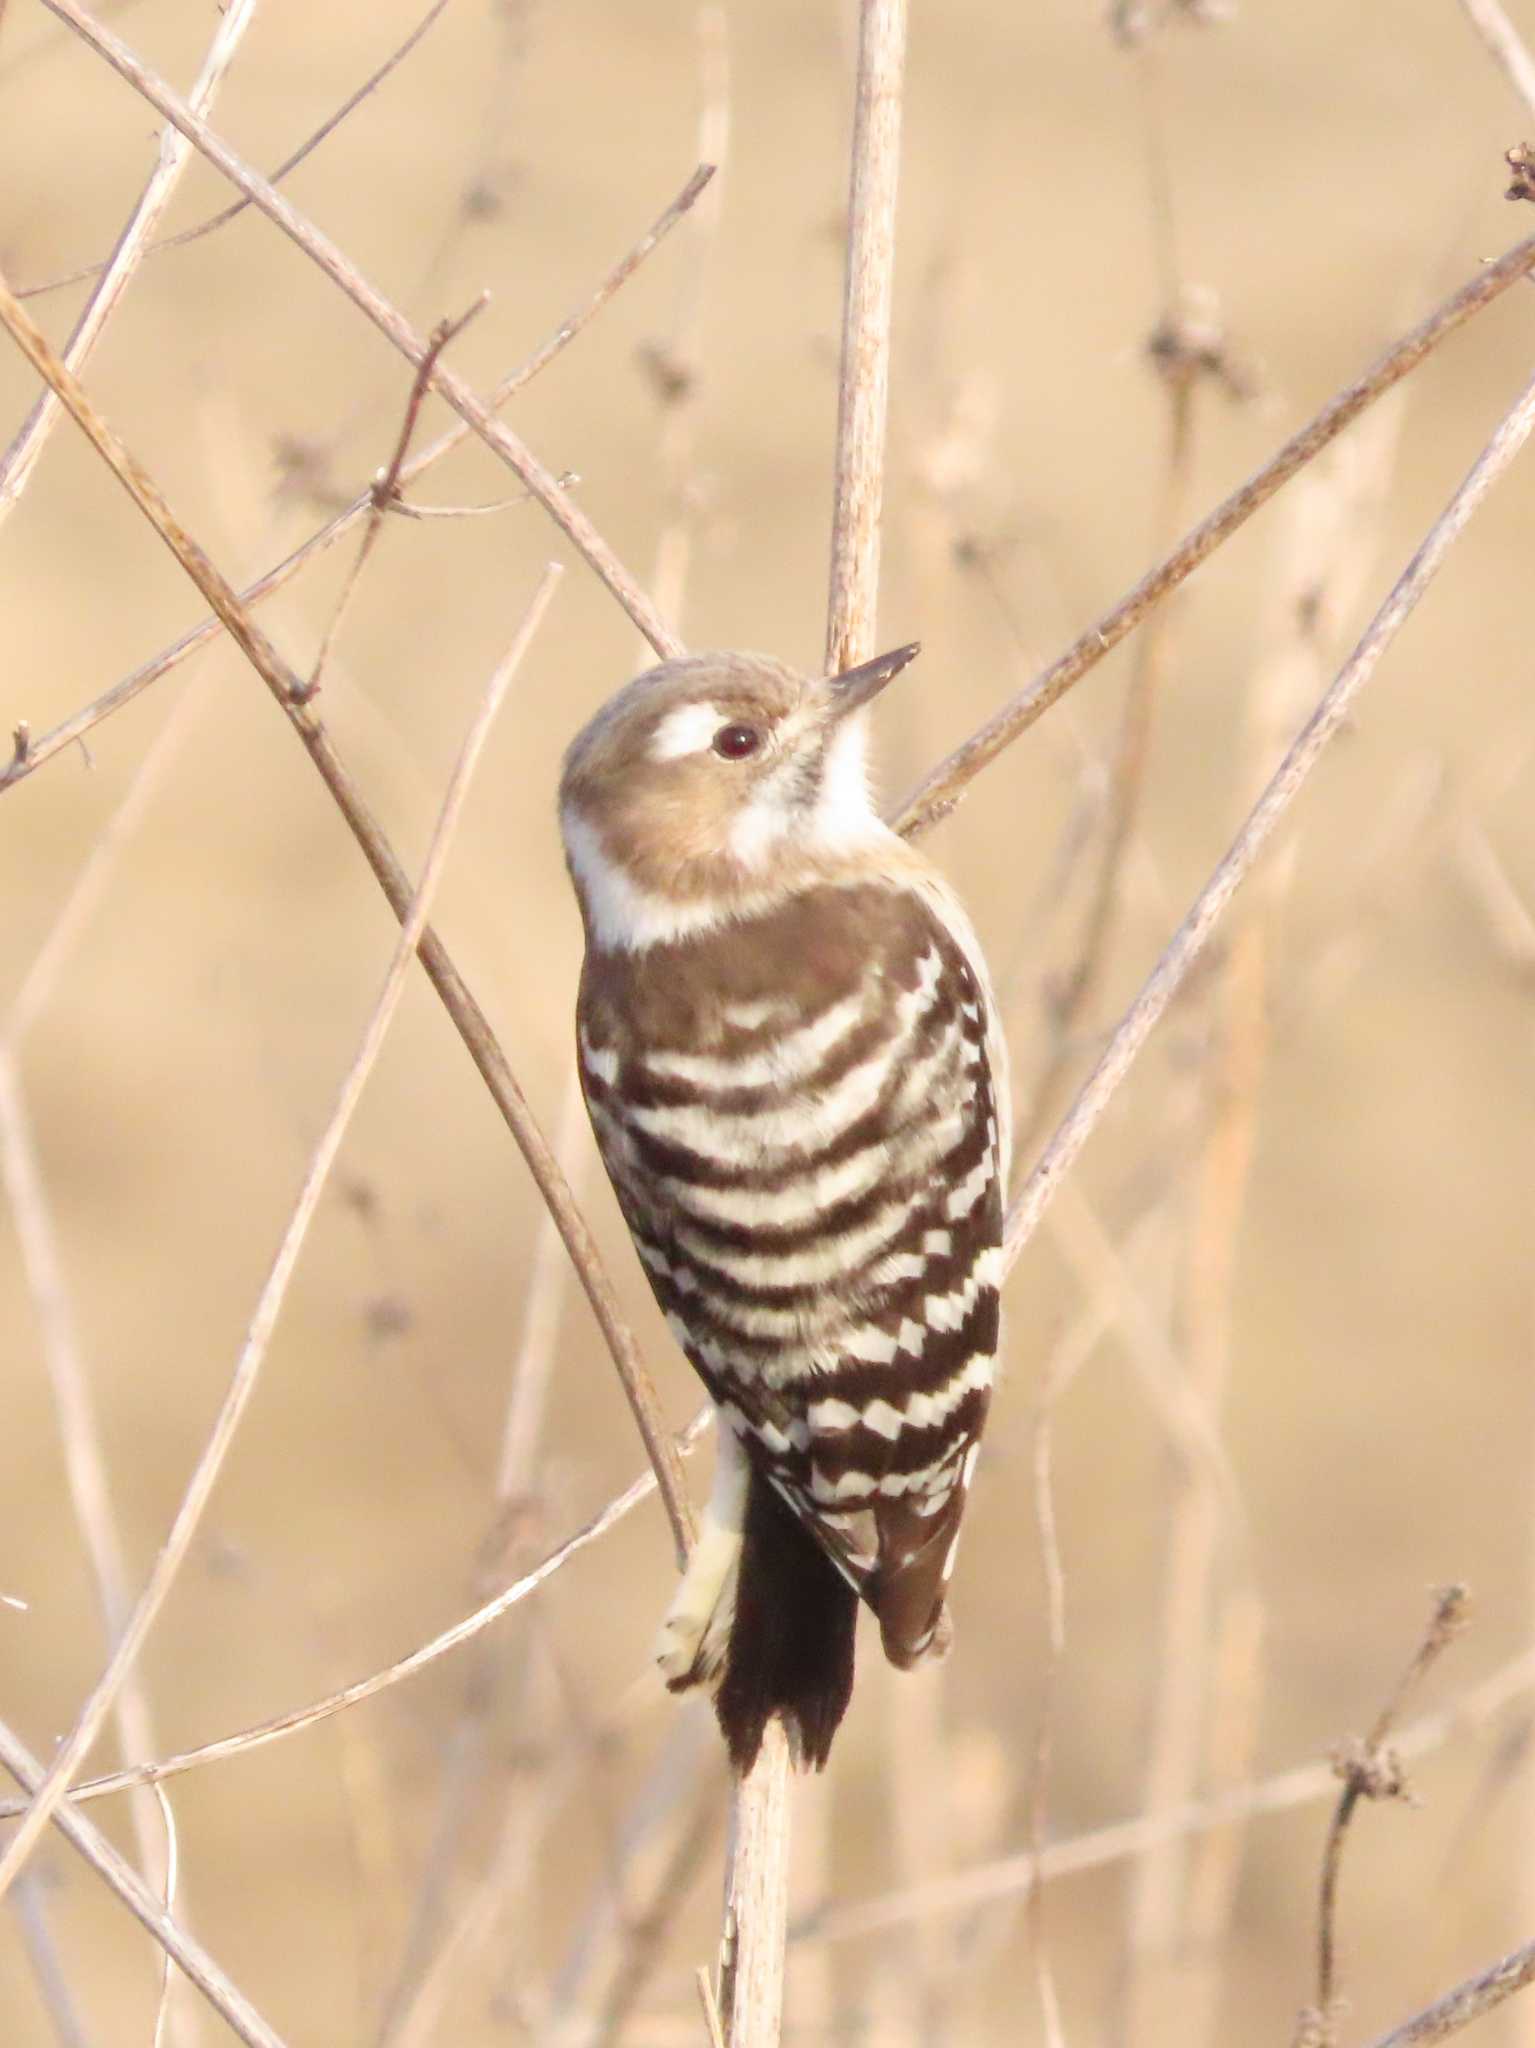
[650,702,725,761]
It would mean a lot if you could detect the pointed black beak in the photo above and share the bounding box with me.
[825,640,921,721]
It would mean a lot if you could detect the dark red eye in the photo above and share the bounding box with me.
[712,722,761,760]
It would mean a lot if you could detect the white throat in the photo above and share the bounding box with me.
[813,714,879,849]
[562,807,746,952]
[724,714,883,871]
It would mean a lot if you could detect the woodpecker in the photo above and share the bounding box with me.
[560,645,1009,1772]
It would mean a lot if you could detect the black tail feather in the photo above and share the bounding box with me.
[715,1469,857,1774]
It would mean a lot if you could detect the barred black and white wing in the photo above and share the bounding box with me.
[577,878,1006,1762]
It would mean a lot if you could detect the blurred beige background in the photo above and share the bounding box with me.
[3,1,1535,2042]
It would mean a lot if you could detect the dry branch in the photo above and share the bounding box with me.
[885,229,1535,840]
[36,0,682,658]
[0,260,693,1562]
[0,1415,708,1823]
[1301,1586,1471,2043]
[1001,357,1535,1278]
[18,0,455,301]
[0,0,261,516]
[0,161,713,791]
[302,293,490,702]
[1360,1937,1535,2047]
[720,5,907,2044]
[0,1718,287,2048]
[792,1640,1535,1945]
[0,565,560,1904]
[0,1053,183,1995]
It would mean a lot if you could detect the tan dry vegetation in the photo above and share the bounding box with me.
[3,1,1535,2043]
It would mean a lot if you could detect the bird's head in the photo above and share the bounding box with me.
[559,644,919,949]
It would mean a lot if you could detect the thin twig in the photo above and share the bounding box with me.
[18,0,456,300]
[1359,1937,1535,2047]
[1019,302,1220,1155]
[1002,358,1535,1280]
[36,0,682,658]
[0,157,710,789]
[0,257,693,1561]
[149,1784,180,2048]
[387,484,567,518]
[0,1051,187,2009]
[885,230,1535,840]
[0,0,262,517]
[0,566,559,1905]
[1302,1586,1471,2043]
[792,1638,1535,1946]
[0,1718,287,2048]
[696,1966,729,2048]
[0,1415,709,1822]
[9,1876,92,2048]
[301,293,489,701]
[1456,0,1535,119]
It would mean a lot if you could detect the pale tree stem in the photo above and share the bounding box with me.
[719,5,908,2045]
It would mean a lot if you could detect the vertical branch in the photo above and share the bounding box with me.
[719,1729,796,2048]
[720,6,908,2046]
[823,0,908,679]
[1170,401,1405,2045]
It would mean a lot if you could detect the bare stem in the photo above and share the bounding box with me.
[0,161,713,793]
[793,1638,1535,1948]
[722,6,907,2045]
[1359,1937,1535,2047]
[886,230,1535,840]
[0,568,560,1905]
[0,0,262,518]
[1456,0,1535,119]
[37,0,683,658]
[0,258,694,1565]
[1305,1586,1470,2040]
[1002,359,1535,1279]
[0,1717,288,2048]
[17,0,455,301]
[0,1415,708,1823]
[823,0,908,677]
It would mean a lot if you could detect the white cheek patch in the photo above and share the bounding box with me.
[650,702,723,761]
[727,786,791,867]
[562,806,732,950]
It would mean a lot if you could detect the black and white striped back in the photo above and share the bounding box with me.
[577,877,1006,1679]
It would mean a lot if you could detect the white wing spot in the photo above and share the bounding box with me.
[807,1396,861,1432]
[861,1398,905,1441]
[579,1030,619,1087]
[945,1155,993,1220]
[844,1324,899,1365]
